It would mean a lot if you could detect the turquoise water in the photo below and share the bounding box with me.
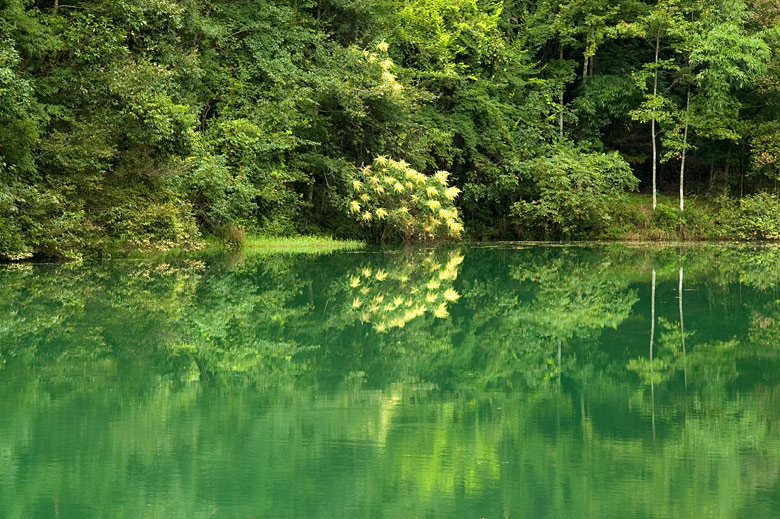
[2,244,780,518]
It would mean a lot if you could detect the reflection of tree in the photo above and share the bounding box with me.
[627,247,780,397]
[629,312,698,386]
[5,245,780,515]
[8,244,780,393]
[345,249,464,331]
[331,247,642,392]
[0,255,318,385]
[468,247,639,389]
[510,251,637,340]
[329,246,641,391]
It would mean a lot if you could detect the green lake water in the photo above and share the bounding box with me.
[3,243,780,518]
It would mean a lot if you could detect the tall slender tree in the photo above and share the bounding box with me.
[630,0,685,210]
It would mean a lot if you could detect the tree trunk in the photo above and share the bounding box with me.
[650,269,656,363]
[650,268,656,442]
[582,54,589,83]
[740,169,745,197]
[559,46,565,139]
[651,121,657,210]
[679,266,687,388]
[680,88,690,212]
[651,33,660,211]
[582,30,590,83]
[54,0,59,12]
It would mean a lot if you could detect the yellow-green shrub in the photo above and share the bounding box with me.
[347,156,464,241]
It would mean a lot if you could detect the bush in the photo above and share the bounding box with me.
[601,196,722,241]
[720,193,780,240]
[651,204,679,230]
[214,223,246,247]
[101,198,199,251]
[511,146,638,239]
[347,156,464,242]
[677,201,714,239]
[178,153,257,230]
[0,179,86,259]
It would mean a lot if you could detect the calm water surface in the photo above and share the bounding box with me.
[3,244,780,518]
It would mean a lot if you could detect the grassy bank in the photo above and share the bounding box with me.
[107,235,365,263]
[241,235,365,255]
[601,193,780,242]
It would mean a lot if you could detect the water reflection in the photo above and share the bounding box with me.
[2,245,780,517]
[345,249,464,331]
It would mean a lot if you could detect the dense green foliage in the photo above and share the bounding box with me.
[2,0,780,256]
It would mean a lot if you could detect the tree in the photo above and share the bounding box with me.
[629,0,686,210]
[665,0,770,209]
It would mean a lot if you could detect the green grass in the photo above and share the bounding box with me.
[117,234,364,262]
[241,235,364,254]
[602,193,722,242]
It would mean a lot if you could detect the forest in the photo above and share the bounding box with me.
[2,0,780,257]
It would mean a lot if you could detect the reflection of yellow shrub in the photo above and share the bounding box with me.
[347,250,464,332]
[348,157,464,241]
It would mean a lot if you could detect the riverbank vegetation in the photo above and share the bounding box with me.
[3,0,780,258]
[242,235,364,254]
